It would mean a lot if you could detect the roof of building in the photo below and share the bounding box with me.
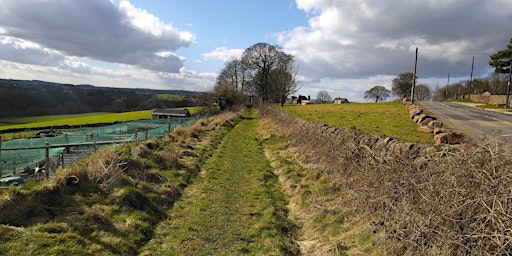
[151,108,190,117]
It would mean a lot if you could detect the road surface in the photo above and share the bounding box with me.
[419,101,512,147]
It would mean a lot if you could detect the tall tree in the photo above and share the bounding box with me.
[489,38,512,74]
[414,84,432,101]
[315,90,332,103]
[242,42,298,104]
[209,59,248,110]
[216,58,247,92]
[364,85,391,102]
[391,72,415,98]
[269,59,300,107]
[490,38,512,106]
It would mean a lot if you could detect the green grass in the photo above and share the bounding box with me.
[280,101,434,144]
[156,93,186,101]
[141,109,297,255]
[0,111,151,131]
[185,106,205,115]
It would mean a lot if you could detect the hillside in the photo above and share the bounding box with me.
[0,79,202,118]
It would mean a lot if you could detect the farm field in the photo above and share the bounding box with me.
[0,111,151,130]
[0,106,204,140]
[280,101,434,144]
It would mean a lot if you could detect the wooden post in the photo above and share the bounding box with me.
[134,129,138,141]
[0,135,2,177]
[145,128,148,140]
[168,123,171,133]
[506,57,512,108]
[411,47,418,103]
[45,142,50,179]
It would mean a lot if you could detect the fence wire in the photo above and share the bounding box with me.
[0,116,201,177]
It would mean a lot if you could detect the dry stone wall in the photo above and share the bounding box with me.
[402,98,465,145]
[261,106,452,166]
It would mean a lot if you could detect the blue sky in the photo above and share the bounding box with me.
[0,0,511,102]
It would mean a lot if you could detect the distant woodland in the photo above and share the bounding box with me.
[0,79,202,118]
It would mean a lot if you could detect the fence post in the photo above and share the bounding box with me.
[45,142,50,179]
[168,123,171,133]
[134,129,138,141]
[145,128,148,140]
[0,135,2,177]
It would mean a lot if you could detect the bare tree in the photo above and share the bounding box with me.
[316,90,332,103]
[364,85,391,102]
[242,42,299,104]
[216,58,247,92]
[269,59,301,107]
[210,59,247,110]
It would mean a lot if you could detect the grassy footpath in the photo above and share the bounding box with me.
[140,109,297,255]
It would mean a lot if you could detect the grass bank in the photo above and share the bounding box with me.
[0,111,240,255]
[280,101,433,144]
[141,109,297,255]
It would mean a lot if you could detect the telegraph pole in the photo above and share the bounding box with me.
[469,56,474,99]
[446,73,450,101]
[507,57,512,108]
[411,47,418,103]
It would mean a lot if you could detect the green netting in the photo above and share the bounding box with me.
[0,116,203,177]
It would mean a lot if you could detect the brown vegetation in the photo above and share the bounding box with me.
[260,106,512,255]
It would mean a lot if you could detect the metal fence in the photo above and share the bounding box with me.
[0,116,202,177]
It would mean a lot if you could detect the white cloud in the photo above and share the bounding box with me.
[203,47,244,62]
[285,0,511,80]
[277,0,512,101]
[0,0,195,73]
[0,36,65,66]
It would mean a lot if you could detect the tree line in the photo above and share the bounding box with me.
[0,79,200,118]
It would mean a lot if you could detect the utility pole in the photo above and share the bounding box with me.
[446,73,450,101]
[507,57,512,108]
[411,47,418,103]
[469,56,474,99]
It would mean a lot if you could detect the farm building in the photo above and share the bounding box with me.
[289,95,312,105]
[333,97,349,104]
[151,108,191,120]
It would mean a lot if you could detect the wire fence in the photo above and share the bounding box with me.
[0,116,202,177]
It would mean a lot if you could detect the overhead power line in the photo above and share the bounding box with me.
[419,48,490,56]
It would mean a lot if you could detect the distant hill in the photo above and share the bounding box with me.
[0,79,203,118]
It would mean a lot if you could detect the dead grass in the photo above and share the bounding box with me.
[260,105,512,255]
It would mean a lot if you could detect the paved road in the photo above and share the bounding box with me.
[419,101,512,146]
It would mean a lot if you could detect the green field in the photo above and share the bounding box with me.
[0,111,152,131]
[280,101,434,144]
[156,93,186,101]
[0,107,205,130]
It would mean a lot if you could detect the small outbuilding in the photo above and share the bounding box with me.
[151,108,191,120]
[333,97,349,104]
